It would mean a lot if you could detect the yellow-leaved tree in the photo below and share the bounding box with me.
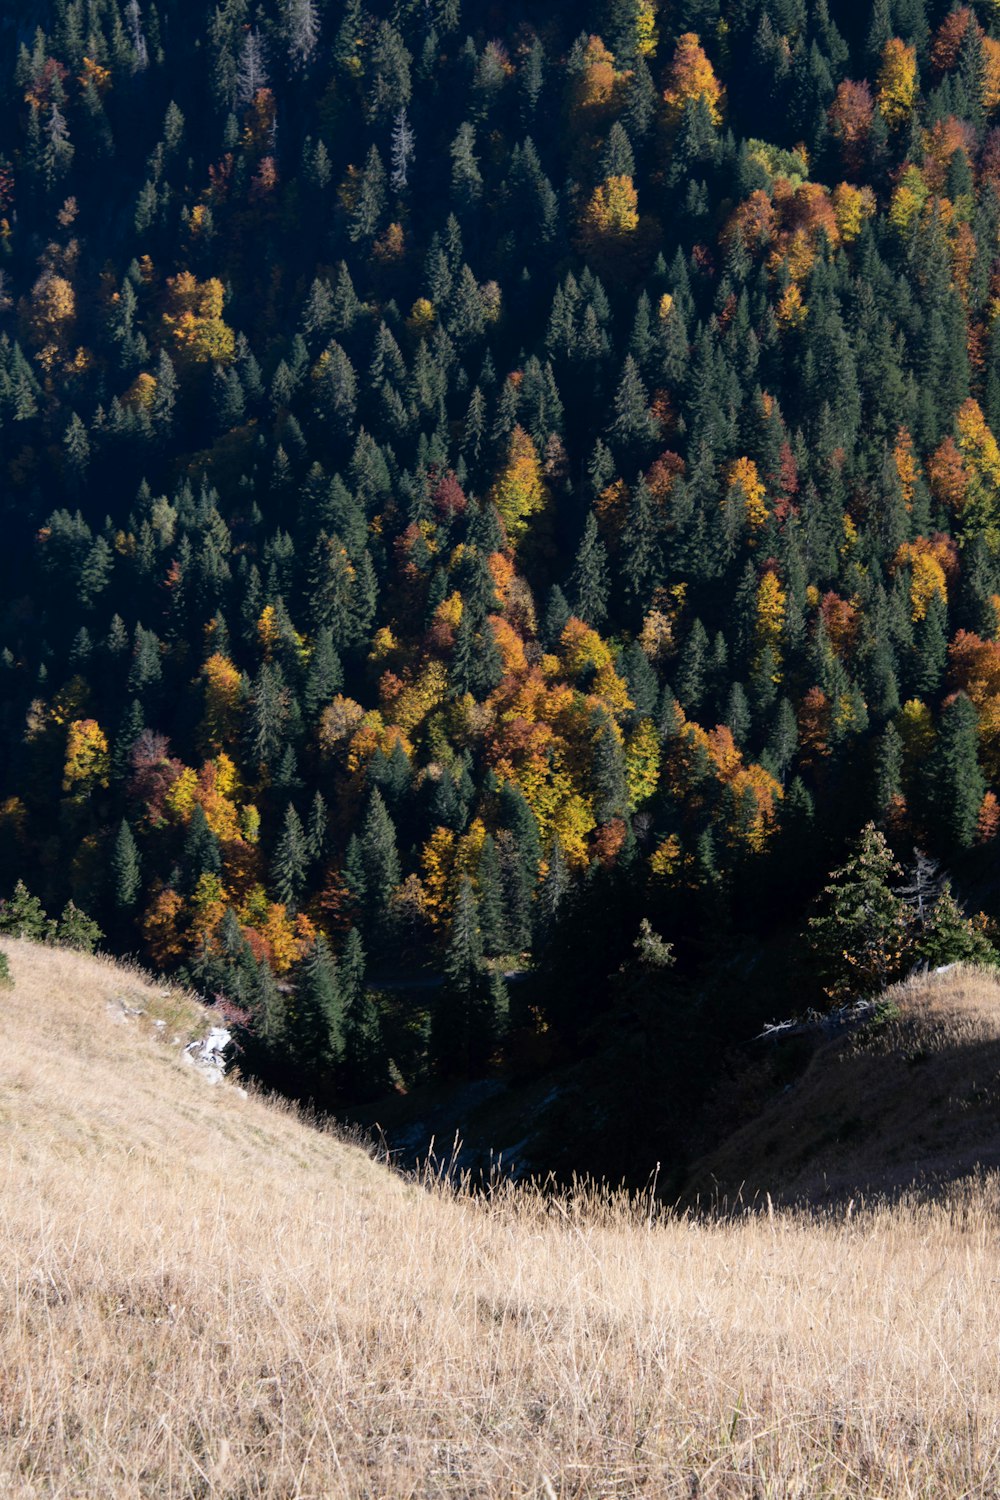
[662,32,724,127]
[489,425,550,547]
[876,39,917,129]
[163,272,235,364]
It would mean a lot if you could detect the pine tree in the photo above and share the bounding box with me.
[111,819,141,911]
[433,876,501,1074]
[306,791,329,864]
[289,936,344,1087]
[0,882,53,942]
[676,619,709,717]
[608,356,658,458]
[184,805,222,887]
[360,790,402,922]
[499,782,542,888]
[915,885,997,970]
[450,122,482,208]
[535,838,570,945]
[592,711,629,823]
[477,834,507,955]
[272,804,309,908]
[929,692,986,854]
[303,628,343,722]
[620,474,661,620]
[55,902,103,954]
[808,823,911,1001]
[349,146,387,244]
[568,512,610,627]
[390,107,416,192]
[874,722,904,818]
[342,927,384,1094]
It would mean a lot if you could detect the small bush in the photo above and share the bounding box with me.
[0,951,12,987]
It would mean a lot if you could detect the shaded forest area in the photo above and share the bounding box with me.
[2,0,1000,1157]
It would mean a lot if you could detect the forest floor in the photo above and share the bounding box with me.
[3,938,1000,1496]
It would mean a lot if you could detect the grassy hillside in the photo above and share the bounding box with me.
[688,964,1000,1207]
[4,942,1000,1496]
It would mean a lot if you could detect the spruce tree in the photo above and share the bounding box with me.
[808,823,911,1001]
[110,819,142,912]
[289,936,344,1088]
[359,790,402,926]
[272,805,309,909]
[568,512,610,628]
[915,886,997,970]
[929,692,986,854]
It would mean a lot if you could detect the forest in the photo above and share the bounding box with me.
[1,0,1000,1151]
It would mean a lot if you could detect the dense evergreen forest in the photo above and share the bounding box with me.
[2,0,1000,1133]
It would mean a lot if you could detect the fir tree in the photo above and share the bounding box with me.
[568,512,610,628]
[289,936,345,1087]
[272,805,309,909]
[111,819,142,912]
[915,886,997,970]
[808,823,910,1001]
[929,692,986,854]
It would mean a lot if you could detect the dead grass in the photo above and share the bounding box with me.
[4,940,1000,1497]
[689,963,1000,1208]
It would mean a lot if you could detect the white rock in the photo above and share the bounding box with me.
[183,1027,232,1085]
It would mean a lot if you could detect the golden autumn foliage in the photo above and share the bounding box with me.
[888,165,929,234]
[928,435,969,511]
[142,887,187,967]
[819,591,860,657]
[755,571,786,675]
[649,833,682,877]
[578,174,640,259]
[420,824,457,928]
[898,697,935,765]
[383,661,447,736]
[665,709,782,852]
[662,32,723,127]
[63,718,109,796]
[954,399,1000,538]
[318,696,366,755]
[776,282,807,327]
[949,631,1000,777]
[894,427,920,508]
[895,537,955,621]
[489,425,550,546]
[200,653,243,752]
[727,457,767,529]
[832,182,876,243]
[828,80,874,168]
[876,39,918,129]
[570,36,628,123]
[636,1,659,57]
[163,272,235,365]
[723,190,777,255]
[624,720,661,809]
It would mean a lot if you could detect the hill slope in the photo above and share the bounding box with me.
[5,941,1000,1497]
[687,964,1000,1206]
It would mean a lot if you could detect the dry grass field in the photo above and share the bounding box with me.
[4,938,1000,1497]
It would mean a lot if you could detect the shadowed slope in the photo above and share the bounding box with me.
[687,965,1000,1207]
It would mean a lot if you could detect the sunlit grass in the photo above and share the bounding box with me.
[2,937,1000,1497]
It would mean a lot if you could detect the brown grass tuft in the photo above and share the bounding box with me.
[4,940,1000,1496]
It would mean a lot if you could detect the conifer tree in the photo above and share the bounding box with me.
[359,790,402,926]
[808,823,910,1001]
[272,805,309,909]
[289,936,344,1088]
[111,819,142,912]
[568,512,610,627]
[915,886,996,970]
[929,692,986,854]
